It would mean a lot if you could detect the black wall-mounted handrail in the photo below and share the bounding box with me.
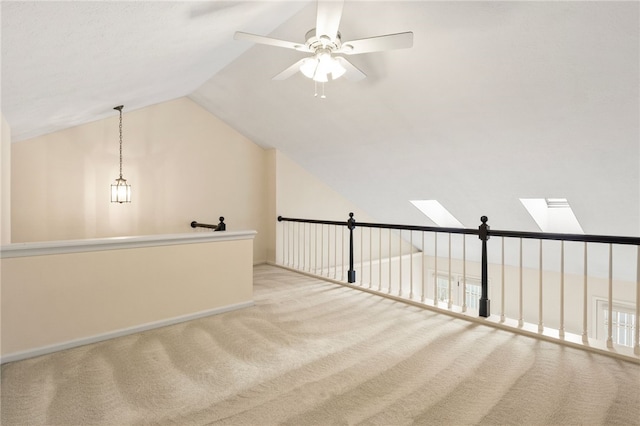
[278,213,640,318]
[191,216,226,231]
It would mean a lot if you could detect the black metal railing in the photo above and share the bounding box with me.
[277,213,640,358]
[279,214,489,311]
[191,216,226,231]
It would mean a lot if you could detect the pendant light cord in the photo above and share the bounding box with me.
[119,108,123,179]
[114,105,124,179]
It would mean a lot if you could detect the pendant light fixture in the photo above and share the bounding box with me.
[110,105,131,203]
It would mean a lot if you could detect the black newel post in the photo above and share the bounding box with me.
[347,212,356,283]
[216,216,226,231]
[479,216,490,317]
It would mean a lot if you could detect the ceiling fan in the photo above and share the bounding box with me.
[234,0,413,89]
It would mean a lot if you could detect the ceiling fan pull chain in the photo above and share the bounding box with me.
[314,81,318,97]
[321,83,326,99]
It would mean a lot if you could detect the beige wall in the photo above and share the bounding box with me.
[9,98,399,264]
[1,113,10,245]
[271,150,385,264]
[274,150,375,222]
[5,98,399,359]
[1,235,254,359]
[11,98,269,262]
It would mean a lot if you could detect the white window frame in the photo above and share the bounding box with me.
[593,298,636,348]
[431,271,483,310]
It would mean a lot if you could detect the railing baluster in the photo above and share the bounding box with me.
[281,220,285,266]
[340,223,344,280]
[344,223,348,282]
[320,224,324,276]
[324,224,328,277]
[369,227,372,289]
[501,237,505,323]
[635,245,639,355]
[434,232,438,307]
[318,223,322,274]
[462,234,467,312]
[538,239,543,333]
[297,222,301,269]
[308,223,311,272]
[292,222,295,269]
[326,225,330,277]
[399,230,403,297]
[410,230,414,299]
[347,213,355,283]
[479,216,490,318]
[448,233,452,310]
[285,220,292,266]
[421,231,426,303]
[314,223,318,274]
[302,222,306,271]
[388,229,392,294]
[607,243,613,348]
[559,241,565,339]
[334,225,338,279]
[378,228,382,292]
[359,224,363,285]
[519,238,524,328]
[287,220,291,267]
[582,242,588,343]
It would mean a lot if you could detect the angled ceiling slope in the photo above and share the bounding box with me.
[1,0,310,141]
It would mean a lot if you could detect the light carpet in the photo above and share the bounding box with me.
[2,264,639,425]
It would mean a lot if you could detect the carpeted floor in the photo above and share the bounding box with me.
[2,264,639,425]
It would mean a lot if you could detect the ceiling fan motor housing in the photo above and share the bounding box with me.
[302,29,344,53]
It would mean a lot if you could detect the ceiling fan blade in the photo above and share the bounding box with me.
[272,58,307,80]
[316,0,344,41]
[337,32,414,55]
[234,31,310,52]
[335,57,366,81]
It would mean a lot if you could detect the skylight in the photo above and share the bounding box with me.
[410,200,464,228]
[520,198,584,234]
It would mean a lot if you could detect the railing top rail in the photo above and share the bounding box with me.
[490,229,640,245]
[277,215,640,246]
[355,221,479,236]
[277,216,346,227]
[278,216,475,234]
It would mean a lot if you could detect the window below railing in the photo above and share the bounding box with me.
[434,273,482,311]
[598,299,637,348]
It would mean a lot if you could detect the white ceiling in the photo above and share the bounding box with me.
[2,1,639,236]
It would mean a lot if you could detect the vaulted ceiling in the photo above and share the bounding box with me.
[2,1,638,236]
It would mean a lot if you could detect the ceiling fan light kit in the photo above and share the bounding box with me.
[300,49,346,82]
[234,0,413,97]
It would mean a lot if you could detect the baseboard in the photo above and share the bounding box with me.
[0,300,255,364]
